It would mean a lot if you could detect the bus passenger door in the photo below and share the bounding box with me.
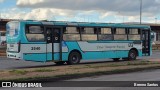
[46,27,53,61]
[46,27,62,61]
[142,30,151,56]
[52,28,62,61]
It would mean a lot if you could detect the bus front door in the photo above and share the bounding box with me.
[46,27,62,61]
[142,30,151,56]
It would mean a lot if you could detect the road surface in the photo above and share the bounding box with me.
[0,51,159,70]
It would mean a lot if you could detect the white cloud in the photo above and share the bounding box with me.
[16,0,160,12]
[17,0,44,5]
[0,0,4,3]
[23,8,74,20]
[155,0,160,3]
[128,16,139,22]
[1,8,76,20]
[0,0,159,24]
[99,12,115,19]
[1,5,159,23]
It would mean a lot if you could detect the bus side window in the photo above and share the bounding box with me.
[81,27,97,41]
[114,28,127,40]
[128,28,141,40]
[98,28,113,40]
[26,25,45,42]
[63,27,80,41]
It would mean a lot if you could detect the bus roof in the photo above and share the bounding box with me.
[12,20,150,29]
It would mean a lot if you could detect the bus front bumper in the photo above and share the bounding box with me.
[7,52,21,59]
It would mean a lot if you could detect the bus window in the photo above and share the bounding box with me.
[83,28,95,34]
[114,28,127,40]
[115,28,126,34]
[81,27,97,41]
[101,28,112,34]
[99,28,113,40]
[64,27,79,34]
[128,29,141,40]
[63,27,80,41]
[6,22,19,37]
[26,25,45,42]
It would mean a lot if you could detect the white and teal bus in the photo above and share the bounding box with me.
[6,20,152,65]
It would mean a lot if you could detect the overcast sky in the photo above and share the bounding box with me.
[0,0,160,23]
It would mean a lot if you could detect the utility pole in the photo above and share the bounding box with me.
[140,0,142,24]
[0,12,1,20]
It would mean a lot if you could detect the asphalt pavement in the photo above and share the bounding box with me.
[0,51,159,70]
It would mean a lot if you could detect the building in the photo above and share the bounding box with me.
[0,19,10,31]
[0,19,11,43]
[149,24,160,41]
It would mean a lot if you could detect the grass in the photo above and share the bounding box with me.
[3,65,160,82]
[82,61,155,69]
[33,68,56,72]
[127,61,159,65]
[9,70,28,75]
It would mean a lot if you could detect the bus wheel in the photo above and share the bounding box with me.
[113,58,120,62]
[68,52,81,65]
[128,50,137,60]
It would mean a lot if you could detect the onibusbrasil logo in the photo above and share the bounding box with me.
[2,82,43,88]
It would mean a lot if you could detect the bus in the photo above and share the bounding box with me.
[6,20,152,65]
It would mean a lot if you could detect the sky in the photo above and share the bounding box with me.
[0,0,160,23]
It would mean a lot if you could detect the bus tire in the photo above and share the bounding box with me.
[128,50,137,60]
[68,52,81,65]
[113,58,120,62]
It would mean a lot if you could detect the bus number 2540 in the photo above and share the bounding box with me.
[31,47,41,50]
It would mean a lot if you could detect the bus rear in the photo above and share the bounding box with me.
[6,21,21,59]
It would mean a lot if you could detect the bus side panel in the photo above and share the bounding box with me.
[81,51,116,60]
[61,42,83,61]
[21,44,47,62]
[23,53,47,62]
[116,50,129,58]
[138,49,143,57]
[61,53,69,61]
[46,53,52,61]
[77,41,142,60]
[53,53,60,61]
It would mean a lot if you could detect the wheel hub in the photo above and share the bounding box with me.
[130,53,135,58]
[72,55,78,62]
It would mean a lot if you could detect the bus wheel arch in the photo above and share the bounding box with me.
[128,48,138,60]
[67,50,82,65]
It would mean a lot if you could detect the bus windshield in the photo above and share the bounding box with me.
[6,22,19,37]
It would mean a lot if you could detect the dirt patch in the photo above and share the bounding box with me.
[0,60,160,81]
